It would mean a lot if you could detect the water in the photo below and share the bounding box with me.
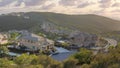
[51,47,76,61]
[51,51,76,61]
[8,52,21,57]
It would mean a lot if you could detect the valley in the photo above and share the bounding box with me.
[0,12,120,68]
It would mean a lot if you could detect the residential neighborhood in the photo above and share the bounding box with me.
[3,30,57,55]
[17,31,54,52]
[0,30,114,55]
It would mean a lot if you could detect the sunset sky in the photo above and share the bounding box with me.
[0,0,120,20]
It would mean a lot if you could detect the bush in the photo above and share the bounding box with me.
[73,48,93,64]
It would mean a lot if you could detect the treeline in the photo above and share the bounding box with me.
[77,43,120,68]
[0,44,120,68]
[0,54,63,68]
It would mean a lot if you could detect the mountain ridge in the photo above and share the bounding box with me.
[0,12,120,34]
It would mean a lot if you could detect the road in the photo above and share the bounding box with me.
[104,38,117,51]
[90,38,117,54]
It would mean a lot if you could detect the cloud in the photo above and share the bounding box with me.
[59,0,76,6]
[41,3,56,10]
[112,3,120,7]
[0,0,119,20]
[112,9,120,13]
[77,2,93,8]
[22,0,47,6]
[0,0,15,6]
[0,0,48,7]
[99,0,112,8]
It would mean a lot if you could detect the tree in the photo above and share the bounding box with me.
[9,32,20,41]
[49,61,63,68]
[23,64,44,68]
[108,46,115,51]
[63,58,78,68]
[31,55,63,68]
[61,42,69,47]
[14,54,36,66]
[80,64,91,68]
[108,64,120,68]
[73,48,93,64]
[0,58,13,68]
[0,46,9,56]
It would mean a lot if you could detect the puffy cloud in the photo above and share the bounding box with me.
[112,3,120,7]
[41,3,56,10]
[99,0,112,8]
[77,1,93,8]
[0,0,15,6]
[59,0,76,6]
[21,0,47,6]
[0,0,48,7]
[112,9,120,13]
[59,0,96,8]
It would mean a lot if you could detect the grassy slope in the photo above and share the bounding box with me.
[0,12,120,34]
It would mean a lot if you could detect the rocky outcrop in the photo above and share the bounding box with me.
[41,21,59,33]
[40,21,71,35]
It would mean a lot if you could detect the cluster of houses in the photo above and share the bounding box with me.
[0,30,103,61]
[17,31,54,52]
[0,30,55,53]
[55,31,100,49]
[0,30,100,56]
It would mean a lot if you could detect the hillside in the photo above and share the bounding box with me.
[0,12,120,34]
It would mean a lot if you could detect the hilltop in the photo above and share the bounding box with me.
[0,12,120,34]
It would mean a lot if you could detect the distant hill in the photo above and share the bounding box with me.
[0,12,120,34]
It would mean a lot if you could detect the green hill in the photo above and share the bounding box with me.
[0,12,120,34]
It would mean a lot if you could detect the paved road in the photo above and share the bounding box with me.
[90,38,117,54]
[104,38,117,51]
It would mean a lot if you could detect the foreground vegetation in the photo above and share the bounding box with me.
[0,42,120,68]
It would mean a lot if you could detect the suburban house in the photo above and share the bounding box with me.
[17,31,54,51]
[0,33,8,44]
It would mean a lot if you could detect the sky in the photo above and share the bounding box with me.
[0,0,120,20]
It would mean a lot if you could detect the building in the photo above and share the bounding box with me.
[0,33,8,44]
[17,31,54,51]
[69,32,99,48]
